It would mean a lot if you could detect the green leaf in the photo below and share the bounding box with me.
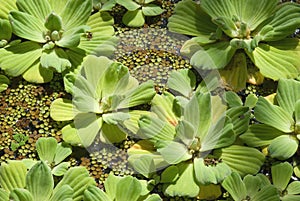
[51,162,70,176]
[56,25,88,48]
[175,120,196,147]
[0,41,42,77]
[54,142,72,165]
[9,11,46,43]
[36,137,57,164]
[10,189,34,201]
[276,79,300,117]
[247,38,300,80]
[99,122,127,144]
[60,0,92,30]
[104,173,122,200]
[84,185,112,201]
[48,0,68,15]
[158,141,191,164]
[128,154,157,178]
[160,166,179,183]
[271,162,293,191]
[168,0,218,37]
[164,163,199,197]
[231,0,277,30]
[44,12,63,31]
[191,41,236,70]
[138,115,176,143]
[26,161,53,201]
[243,174,267,198]
[240,124,284,147]
[0,75,9,92]
[115,176,142,201]
[0,161,27,192]
[54,167,95,201]
[142,4,164,16]
[226,106,251,136]
[117,0,140,11]
[0,188,9,201]
[268,135,299,160]
[194,158,231,185]
[16,0,51,23]
[78,11,116,56]
[122,10,145,27]
[258,3,300,41]
[245,94,258,108]
[214,145,265,177]
[167,69,196,98]
[73,113,103,147]
[0,19,12,41]
[225,91,243,107]
[0,0,17,19]
[144,194,162,201]
[61,124,83,146]
[201,0,236,22]
[286,181,300,195]
[40,48,72,72]
[281,195,300,201]
[22,61,53,83]
[221,172,247,201]
[50,98,78,121]
[255,97,294,133]
[251,185,280,201]
[50,184,73,201]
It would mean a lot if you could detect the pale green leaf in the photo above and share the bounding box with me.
[122,110,152,134]
[191,41,236,70]
[175,120,196,147]
[9,11,46,43]
[158,141,191,164]
[51,162,70,176]
[122,10,145,27]
[255,97,294,133]
[74,113,103,147]
[61,124,83,146]
[281,195,300,201]
[104,173,122,200]
[44,12,62,31]
[0,75,9,92]
[276,79,300,116]
[36,137,57,164]
[0,41,42,76]
[56,26,88,48]
[268,135,299,160]
[221,172,247,201]
[201,0,236,22]
[271,162,293,191]
[0,19,12,41]
[60,0,92,30]
[248,38,300,80]
[26,161,53,201]
[231,0,277,30]
[10,188,34,201]
[225,91,243,107]
[167,69,196,98]
[0,161,27,192]
[54,142,72,165]
[243,174,267,198]
[226,106,251,136]
[117,0,140,11]
[115,176,142,201]
[240,124,284,147]
[40,48,71,72]
[214,145,265,177]
[144,194,162,201]
[142,4,164,16]
[16,0,51,23]
[48,0,68,15]
[128,154,156,178]
[164,163,199,197]
[49,184,73,201]
[50,98,78,121]
[54,167,96,201]
[0,189,9,201]
[102,112,130,125]
[245,94,258,108]
[168,0,217,37]
[22,61,53,83]
[83,185,112,201]
[138,115,176,143]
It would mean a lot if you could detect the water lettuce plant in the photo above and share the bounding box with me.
[241,79,300,160]
[168,0,300,91]
[0,160,95,201]
[128,89,264,198]
[84,173,162,201]
[50,55,156,147]
[117,0,164,27]
[222,172,280,201]
[0,0,116,83]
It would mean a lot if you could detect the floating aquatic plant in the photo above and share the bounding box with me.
[168,0,300,91]
[241,79,300,160]
[0,0,116,83]
[0,74,9,92]
[50,55,156,147]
